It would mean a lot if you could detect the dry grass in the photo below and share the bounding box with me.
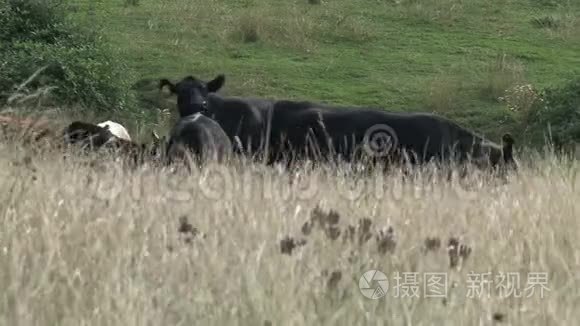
[425,72,465,113]
[1,132,579,325]
[227,4,319,52]
[480,54,527,103]
[235,12,262,43]
[124,0,139,7]
[142,0,375,54]
[394,0,468,26]
[531,1,580,41]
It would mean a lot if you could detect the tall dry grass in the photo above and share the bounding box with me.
[0,133,579,325]
[425,71,466,113]
[531,0,580,42]
[393,0,470,26]
[480,54,527,103]
[139,0,376,54]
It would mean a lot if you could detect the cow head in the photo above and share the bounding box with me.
[159,74,225,117]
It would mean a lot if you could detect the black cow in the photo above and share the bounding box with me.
[160,76,271,159]
[165,112,232,167]
[266,101,517,170]
[159,74,516,171]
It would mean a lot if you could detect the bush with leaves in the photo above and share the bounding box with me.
[0,0,137,113]
[519,77,580,149]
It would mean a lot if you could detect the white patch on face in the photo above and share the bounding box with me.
[97,120,132,141]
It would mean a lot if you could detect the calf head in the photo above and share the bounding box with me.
[63,121,115,148]
[159,74,225,117]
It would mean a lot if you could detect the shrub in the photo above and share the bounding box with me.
[500,84,543,116]
[124,0,139,6]
[235,12,261,43]
[0,0,68,44]
[531,15,561,29]
[0,0,137,114]
[519,77,580,148]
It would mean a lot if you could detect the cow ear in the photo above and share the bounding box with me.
[159,79,176,93]
[207,74,225,93]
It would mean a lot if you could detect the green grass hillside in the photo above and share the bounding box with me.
[4,0,579,143]
[0,0,580,144]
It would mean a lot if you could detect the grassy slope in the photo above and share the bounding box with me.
[70,0,580,140]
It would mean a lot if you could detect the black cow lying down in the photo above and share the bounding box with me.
[165,112,232,166]
[159,74,517,171]
[62,121,164,166]
[267,101,517,170]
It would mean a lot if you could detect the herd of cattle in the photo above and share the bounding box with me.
[2,73,519,174]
